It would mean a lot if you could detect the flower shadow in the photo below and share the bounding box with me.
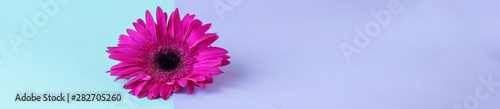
[175,61,245,95]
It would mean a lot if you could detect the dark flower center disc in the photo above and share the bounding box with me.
[156,51,181,71]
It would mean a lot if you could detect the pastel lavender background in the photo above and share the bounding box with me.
[175,0,500,109]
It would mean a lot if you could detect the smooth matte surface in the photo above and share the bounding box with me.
[175,0,500,109]
[0,0,175,109]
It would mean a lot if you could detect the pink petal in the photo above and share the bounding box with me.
[186,23,211,44]
[176,78,188,87]
[142,75,152,80]
[129,89,136,95]
[134,81,148,95]
[108,53,139,61]
[196,47,228,60]
[190,33,218,49]
[195,82,206,89]
[145,82,156,99]
[172,84,182,92]
[110,62,139,70]
[124,74,146,89]
[151,83,161,97]
[159,84,167,96]
[114,71,140,81]
[142,82,155,98]
[147,92,154,99]
[108,54,142,62]
[133,22,153,44]
[126,29,148,46]
[167,9,183,38]
[124,81,139,89]
[116,43,140,49]
[187,74,206,82]
[221,55,231,59]
[137,90,148,98]
[106,47,119,54]
[137,19,146,27]
[166,85,172,98]
[200,75,214,84]
[118,34,134,45]
[221,59,230,66]
[109,66,142,76]
[161,94,169,100]
[198,47,228,56]
[193,67,224,76]
[161,85,172,100]
[166,79,175,85]
[145,10,157,42]
[193,58,223,68]
[108,47,142,57]
[196,53,227,61]
[184,19,202,41]
[156,6,167,38]
[182,14,195,33]
[174,9,184,39]
[187,82,195,94]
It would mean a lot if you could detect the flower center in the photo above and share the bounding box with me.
[156,51,181,72]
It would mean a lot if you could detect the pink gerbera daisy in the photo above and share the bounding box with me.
[106,7,230,100]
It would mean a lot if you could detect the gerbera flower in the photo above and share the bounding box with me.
[106,7,230,100]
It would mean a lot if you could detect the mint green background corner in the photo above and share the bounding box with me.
[0,0,175,108]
